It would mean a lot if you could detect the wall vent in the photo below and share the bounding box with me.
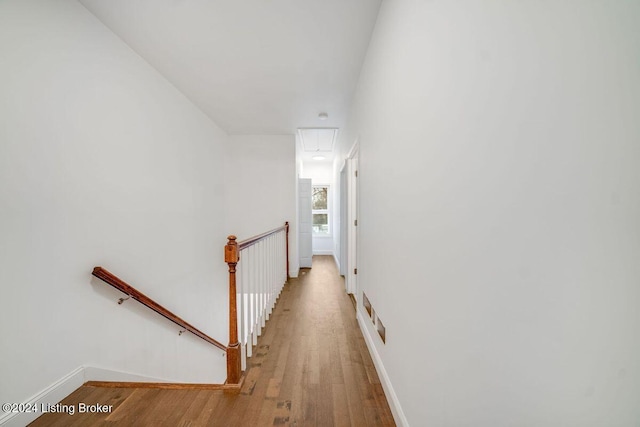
[376,316,386,343]
[362,292,386,344]
[363,292,372,318]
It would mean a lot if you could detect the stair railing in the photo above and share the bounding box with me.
[225,221,289,383]
[91,221,289,388]
[91,267,227,351]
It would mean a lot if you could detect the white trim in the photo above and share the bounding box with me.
[0,366,172,426]
[357,310,409,427]
[0,367,84,427]
[333,253,341,272]
[312,249,333,256]
[346,136,360,160]
[345,145,359,295]
[340,159,348,173]
[339,161,348,278]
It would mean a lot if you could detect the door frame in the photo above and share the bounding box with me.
[345,139,359,296]
[339,163,348,277]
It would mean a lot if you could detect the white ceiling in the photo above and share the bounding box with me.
[299,128,338,152]
[298,127,339,163]
[80,0,382,136]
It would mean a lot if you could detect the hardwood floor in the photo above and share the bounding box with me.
[30,256,395,426]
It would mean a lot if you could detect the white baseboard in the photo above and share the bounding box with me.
[312,250,333,255]
[0,367,85,427]
[333,253,340,271]
[0,366,170,426]
[357,310,410,427]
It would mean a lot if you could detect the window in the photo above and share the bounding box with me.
[312,185,330,235]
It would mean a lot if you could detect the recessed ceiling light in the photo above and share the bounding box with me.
[318,112,328,120]
[312,155,326,160]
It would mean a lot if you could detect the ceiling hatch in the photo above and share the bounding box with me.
[298,128,339,153]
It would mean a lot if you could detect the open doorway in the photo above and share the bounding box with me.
[296,128,338,271]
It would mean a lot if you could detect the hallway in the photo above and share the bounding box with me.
[30,256,395,426]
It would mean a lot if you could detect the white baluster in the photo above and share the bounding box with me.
[261,239,267,329]
[268,234,273,317]
[249,244,256,353]
[277,231,282,291]
[260,240,268,332]
[254,240,259,332]
[279,231,284,290]
[238,250,246,371]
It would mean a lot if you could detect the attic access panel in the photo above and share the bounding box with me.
[298,128,338,153]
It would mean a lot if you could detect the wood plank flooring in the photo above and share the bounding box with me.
[30,256,395,426]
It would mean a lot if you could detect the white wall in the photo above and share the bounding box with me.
[301,161,334,255]
[339,1,640,425]
[0,0,232,415]
[301,161,334,184]
[225,135,297,276]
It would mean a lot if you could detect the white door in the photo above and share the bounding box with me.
[339,164,348,277]
[346,148,358,296]
[298,178,313,268]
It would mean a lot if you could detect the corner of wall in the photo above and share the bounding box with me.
[0,365,190,426]
[0,367,85,427]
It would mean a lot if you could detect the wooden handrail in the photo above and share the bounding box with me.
[92,222,289,387]
[237,222,289,250]
[91,267,227,351]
